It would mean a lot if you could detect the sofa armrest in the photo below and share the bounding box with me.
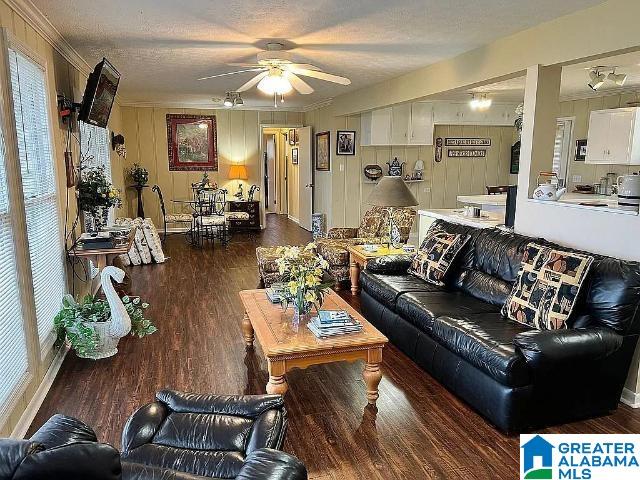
[236,448,307,480]
[513,327,623,372]
[365,255,414,275]
[121,402,168,455]
[327,227,358,239]
[29,414,97,448]
[246,407,287,454]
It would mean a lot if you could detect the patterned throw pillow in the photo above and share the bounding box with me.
[408,232,470,286]
[502,242,593,330]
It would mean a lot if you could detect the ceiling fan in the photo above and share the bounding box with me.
[197,42,351,106]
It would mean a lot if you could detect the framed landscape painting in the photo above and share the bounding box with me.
[167,114,218,171]
[315,131,330,171]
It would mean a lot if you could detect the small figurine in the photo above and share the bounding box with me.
[247,184,260,202]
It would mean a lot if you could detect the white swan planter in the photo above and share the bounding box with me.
[82,266,132,359]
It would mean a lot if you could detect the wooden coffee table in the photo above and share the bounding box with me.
[348,244,408,295]
[239,289,388,404]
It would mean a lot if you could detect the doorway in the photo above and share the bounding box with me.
[260,125,313,231]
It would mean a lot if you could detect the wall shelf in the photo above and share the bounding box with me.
[363,178,425,184]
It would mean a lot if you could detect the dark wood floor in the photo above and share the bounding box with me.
[30,215,640,479]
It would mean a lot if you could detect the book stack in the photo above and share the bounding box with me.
[266,283,286,304]
[308,310,363,338]
[77,232,115,250]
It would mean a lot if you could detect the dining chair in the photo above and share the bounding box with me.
[152,185,193,241]
[486,185,510,195]
[194,188,228,247]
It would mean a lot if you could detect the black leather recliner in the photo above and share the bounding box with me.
[360,220,640,433]
[0,390,307,480]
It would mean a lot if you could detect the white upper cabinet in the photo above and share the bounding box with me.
[361,101,518,146]
[585,108,640,165]
[409,102,434,145]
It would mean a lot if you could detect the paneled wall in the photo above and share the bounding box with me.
[560,92,638,191]
[0,1,125,435]
[120,107,303,228]
[305,105,517,232]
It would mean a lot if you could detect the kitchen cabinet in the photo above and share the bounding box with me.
[361,102,433,146]
[409,102,434,144]
[391,104,411,144]
[369,107,392,145]
[585,107,640,165]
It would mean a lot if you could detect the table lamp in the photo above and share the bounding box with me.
[228,164,248,200]
[366,176,418,247]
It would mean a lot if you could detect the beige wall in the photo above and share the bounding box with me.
[561,92,638,191]
[305,106,517,232]
[0,0,125,435]
[120,107,303,227]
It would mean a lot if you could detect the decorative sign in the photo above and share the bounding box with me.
[448,149,486,158]
[445,137,491,147]
[435,137,443,163]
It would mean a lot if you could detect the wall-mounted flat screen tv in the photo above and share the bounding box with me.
[78,58,120,128]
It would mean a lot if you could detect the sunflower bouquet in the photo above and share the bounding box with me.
[275,243,331,317]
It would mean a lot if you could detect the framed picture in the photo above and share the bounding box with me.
[336,130,356,156]
[315,131,330,171]
[575,139,587,161]
[291,147,299,165]
[167,114,218,171]
[288,129,296,146]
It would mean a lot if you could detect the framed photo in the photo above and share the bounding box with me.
[336,130,356,156]
[166,114,218,171]
[291,147,299,165]
[575,139,587,161]
[315,131,330,171]
[288,129,296,146]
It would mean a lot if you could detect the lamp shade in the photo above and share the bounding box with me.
[366,176,418,207]
[228,164,248,180]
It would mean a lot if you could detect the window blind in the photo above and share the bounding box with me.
[9,48,66,346]
[0,100,28,414]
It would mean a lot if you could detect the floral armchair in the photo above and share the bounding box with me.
[315,206,417,288]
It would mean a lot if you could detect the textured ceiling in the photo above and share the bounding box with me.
[31,0,604,109]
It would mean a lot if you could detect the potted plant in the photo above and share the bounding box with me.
[275,243,331,326]
[76,166,121,232]
[54,293,157,359]
[128,163,149,187]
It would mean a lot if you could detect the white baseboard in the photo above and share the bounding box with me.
[11,345,68,438]
[621,388,640,408]
[288,215,300,224]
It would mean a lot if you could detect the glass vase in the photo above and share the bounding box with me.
[291,301,313,333]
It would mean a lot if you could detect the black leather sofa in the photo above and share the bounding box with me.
[360,220,640,433]
[0,390,307,480]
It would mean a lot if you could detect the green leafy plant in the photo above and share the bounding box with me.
[54,294,156,356]
[76,166,122,215]
[128,163,149,186]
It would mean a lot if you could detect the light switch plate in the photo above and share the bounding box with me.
[339,163,344,172]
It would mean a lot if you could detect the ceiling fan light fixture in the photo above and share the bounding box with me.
[257,70,293,95]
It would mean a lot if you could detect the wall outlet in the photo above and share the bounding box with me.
[423,187,431,193]
[572,175,582,183]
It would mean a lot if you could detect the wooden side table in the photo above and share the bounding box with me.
[348,245,408,295]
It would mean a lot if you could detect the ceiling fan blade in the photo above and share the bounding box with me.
[237,71,269,92]
[285,63,320,71]
[286,72,314,94]
[197,68,266,81]
[227,63,263,67]
[288,67,351,85]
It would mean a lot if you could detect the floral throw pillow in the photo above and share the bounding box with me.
[408,232,470,286]
[502,242,593,330]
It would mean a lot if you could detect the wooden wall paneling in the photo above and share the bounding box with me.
[331,117,346,228]
[0,2,12,26]
[11,9,26,41]
[444,125,463,207]
[457,125,475,196]
[498,127,513,185]
[244,110,260,207]
[121,107,139,218]
[344,115,362,227]
[430,125,447,208]
[136,108,159,224]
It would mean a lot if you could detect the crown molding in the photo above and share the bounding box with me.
[5,0,92,77]
[117,98,305,112]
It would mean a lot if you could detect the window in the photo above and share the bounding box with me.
[552,118,574,184]
[0,99,29,415]
[9,47,65,347]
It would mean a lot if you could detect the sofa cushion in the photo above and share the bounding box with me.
[396,291,500,334]
[360,271,438,310]
[430,313,532,387]
[409,232,470,286]
[502,243,594,330]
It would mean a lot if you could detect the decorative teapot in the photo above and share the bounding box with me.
[533,172,566,201]
[386,157,405,177]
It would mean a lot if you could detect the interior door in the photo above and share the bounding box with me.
[298,126,313,231]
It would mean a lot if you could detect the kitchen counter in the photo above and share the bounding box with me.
[456,194,506,207]
[417,209,505,245]
[532,193,638,215]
